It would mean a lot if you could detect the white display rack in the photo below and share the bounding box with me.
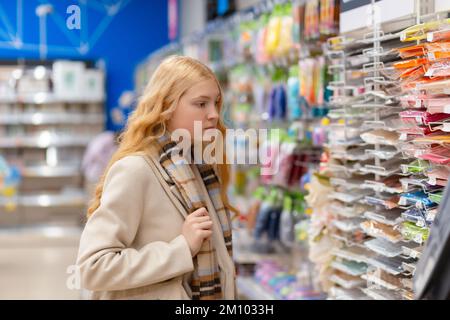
[0,61,105,226]
[0,135,95,148]
[321,2,423,298]
[0,190,86,208]
[0,113,103,125]
[21,165,81,178]
[0,93,104,105]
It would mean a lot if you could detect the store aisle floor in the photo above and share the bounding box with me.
[0,225,82,299]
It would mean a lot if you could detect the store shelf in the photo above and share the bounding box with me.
[332,246,375,264]
[330,270,366,289]
[0,113,104,125]
[0,93,103,105]
[361,287,404,300]
[329,287,371,300]
[21,165,81,178]
[0,135,94,148]
[0,225,82,248]
[330,259,368,277]
[0,190,86,208]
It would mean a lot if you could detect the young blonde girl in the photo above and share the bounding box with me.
[76,55,237,300]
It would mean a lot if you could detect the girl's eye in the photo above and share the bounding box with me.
[197,102,207,108]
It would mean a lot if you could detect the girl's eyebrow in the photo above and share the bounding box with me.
[191,94,220,101]
[191,95,212,100]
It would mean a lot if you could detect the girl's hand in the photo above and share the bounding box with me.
[182,207,213,257]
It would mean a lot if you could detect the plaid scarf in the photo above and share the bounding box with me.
[155,133,233,300]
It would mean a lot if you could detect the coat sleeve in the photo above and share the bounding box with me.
[76,156,194,292]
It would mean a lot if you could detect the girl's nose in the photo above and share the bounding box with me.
[207,106,219,121]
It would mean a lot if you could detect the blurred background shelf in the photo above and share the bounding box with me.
[0,113,104,125]
[21,165,81,178]
[236,276,277,300]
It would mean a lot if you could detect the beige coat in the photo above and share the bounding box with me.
[76,145,236,300]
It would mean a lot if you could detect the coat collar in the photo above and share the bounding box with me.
[139,146,189,219]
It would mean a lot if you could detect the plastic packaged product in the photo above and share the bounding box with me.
[362,269,408,290]
[265,16,282,56]
[329,271,365,289]
[360,158,404,177]
[427,166,450,186]
[329,124,365,141]
[399,125,436,137]
[332,229,368,247]
[365,146,400,160]
[363,114,406,131]
[255,26,270,64]
[360,129,400,146]
[361,175,404,194]
[425,60,450,77]
[401,260,418,276]
[397,43,426,58]
[330,258,368,277]
[319,0,338,36]
[401,243,423,259]
[425,207,439,222]
[333,158,370,174]
[363,208,403,226]
[332,246,374,264]
[360,220,403,243]
[304,0,320,40]
[329,201,370,218]
[400,159,430,175]
[400,18,450,42]
[399,109,450,126]
[428,191,444,204]
[401,65,427,85]
[329,287,368,300]
[330,177,370,190]
[401,279,414,294]
[401,207,429,227]
[427,28,450,41]
[362,287,405,300]
[332,217,365,233]
[329,189,373,203]
[415,78,450,95]
[364,238,405,258]
[401,221,430,244]
[414,133,450,144]
[416,96,450,114]
[366,255,415,276]
[340,146,372,161]
[399,177,442,195]
[275,15,294,56]
[425,41,450,60]
[398,190,437,209]
[364,193,400,210]
[399,94,423,108]
[287,66,301,119]
[418,145,450,165]
[393,57,428,69]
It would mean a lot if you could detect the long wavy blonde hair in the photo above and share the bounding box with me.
[87,55,238,218]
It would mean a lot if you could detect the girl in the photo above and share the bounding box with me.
[76,55,237,300]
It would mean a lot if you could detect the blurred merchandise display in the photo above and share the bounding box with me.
[0,60,105,227]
